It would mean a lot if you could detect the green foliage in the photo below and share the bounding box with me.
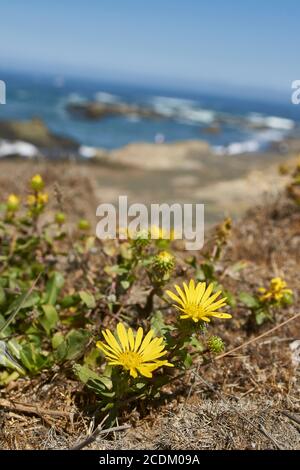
[239,292,260,308]
[0,174,246,424]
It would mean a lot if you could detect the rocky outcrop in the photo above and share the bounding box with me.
[108,140,212,170]
[0,118,78,150]
[66,101,163,120]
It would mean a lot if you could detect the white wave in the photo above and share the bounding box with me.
[152,96,197,107]
[0,140,39,158]
[151,96,196,117]
[247,113,295,130]
[79,145,98,159]
[66,93,87,104]
[151,96,215,124]
[126,115,141,123]
[179,108,215,124]
[94,91,119,104]
[214,128,287,156]
[214,140,260,155]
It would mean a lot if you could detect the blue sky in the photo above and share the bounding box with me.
[0,0,299,93]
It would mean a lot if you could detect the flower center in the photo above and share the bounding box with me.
[185,303,205,319]
[119,351,142,370]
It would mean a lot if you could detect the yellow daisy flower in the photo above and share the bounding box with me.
[166,279,231,323]
[96,323,173,378]
[258,277,292,303]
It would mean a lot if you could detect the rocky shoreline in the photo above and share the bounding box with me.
[66,100,164,121]
[1,117,300,224]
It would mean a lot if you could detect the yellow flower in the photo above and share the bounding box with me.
[30,174,44,191]
[96,323,173,378]
[27,194,36,206]
[166,279,231,323]
[258,277,292,303]
[6,194,20,212]
[37,192,49,205]
[150,225,172,240]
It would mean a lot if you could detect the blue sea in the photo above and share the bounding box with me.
[0,70,300,157]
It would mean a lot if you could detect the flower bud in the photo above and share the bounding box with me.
[30,174,44,191]
[55,212,66,225]
[207,335,224,354]
[7,194,20,212]
[78,219,90,231]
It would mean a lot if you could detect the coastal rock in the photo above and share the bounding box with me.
[109,140,212,170]
[0,118,78,150]
[66,101,163,120]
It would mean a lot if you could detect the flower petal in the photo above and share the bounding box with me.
[129,368,138,378]
[128,328,135,350]
[174,284,187,303]
[117,323,129,351]
[209,312,232,319]
[166,290,185,307]
[205,298,227,312]
[139,329,154,353]
[201,282,214,304]
[195,282,206,303]
[202,290,222,307]
[103,329,122,353]
[134,327,144,351]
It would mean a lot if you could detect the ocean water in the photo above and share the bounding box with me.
[0,70,299,157]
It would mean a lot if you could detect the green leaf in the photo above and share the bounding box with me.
[0,285,6,307]
[52,332,64,349]
[223,290,237,308]
[44,272,64,305]
[150,310,171,336]
[0,340,25,374]
[87,378,115,398]
[196,262,215,282]
[282,292,293,306]
[255,309,270,325]
[73,364,100,384]
[183,352,193,369]
[55,329,90,362]
[5,291,40,318]
[84,347,101,368]
[60,294,80,308]
[74,364,114,398]
[79,290,96,309]
[120,280,130,290]
[19,343,49,373]
[189,336,204,352]
[39,305,59,334]
[239,292,259,308]
[0,313,11,337]
[7,338,22,359]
